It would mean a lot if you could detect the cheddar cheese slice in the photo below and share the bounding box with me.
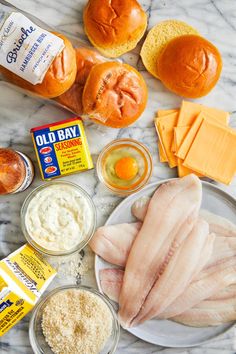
[174,126,202,177]
[155,112,179,168]
[183,119,236,185]
[159,144,167,162]
[156,109,179,163]
[172,101,229,153]
[157,109,178,117]
[176,111,229,160]
[177,101,229,126]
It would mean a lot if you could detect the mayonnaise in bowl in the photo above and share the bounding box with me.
[21,182,96,256]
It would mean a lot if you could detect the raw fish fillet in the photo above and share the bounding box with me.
[100,269,123,302]
[192,232,215,277]
[206,236,236,267]
[131,196,150,221]
[132,219,210,326]
[173,297,236,327]
[200,209,236,237]
[159,257,236,319]
[89,222,141,267]
[100,270,236,305]
[91,201,235,270]
[208,284,236,300]
[119,175,202,328]
[131,197,151,221]
[100,232,215,304]
[100,234,214,303]
[132,198,236,239]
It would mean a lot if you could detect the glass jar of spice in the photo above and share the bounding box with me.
[0,148,34,195]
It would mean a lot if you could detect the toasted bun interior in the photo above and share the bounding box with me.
[140,20,199,79]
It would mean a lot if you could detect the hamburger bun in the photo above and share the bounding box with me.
[0,33,77,98]
[83,0,147,58]
[157,34,223,98]
[82,61,148,128]
[56,47,104,114]
[140,20,199,79]
[0,148,25,194]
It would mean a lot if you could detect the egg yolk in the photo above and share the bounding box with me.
[115,157,138,180]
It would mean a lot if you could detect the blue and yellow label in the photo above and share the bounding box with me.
[31,118,93,180]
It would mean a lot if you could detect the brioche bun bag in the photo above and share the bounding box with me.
[0,2,108,123]
[0,32,77,98]
[157,34,223,98]
[83,0,147,58]
[56,47,105,115]
[82,61,148,128]
[0,1,148,126]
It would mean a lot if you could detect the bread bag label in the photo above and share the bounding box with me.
[0,244,56,336]
[31,117,94,180]
[0,12,64,84]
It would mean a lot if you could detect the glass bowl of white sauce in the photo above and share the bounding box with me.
[21,181,96,256]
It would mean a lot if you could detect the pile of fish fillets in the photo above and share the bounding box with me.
[90,174,236,328]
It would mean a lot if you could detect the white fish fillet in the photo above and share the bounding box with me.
[89,222,141,267]
[100,270,236,309]
[100,269,123,302]
[192,232,215,277]
[208,284,236,300]
[206,236,236,268]
[200,209,236,237]
[173,297,236,327]
[91,204,236,269]
[131,196,150,221]
[132,199,236,239]
[132,219,210,326]
[119,175,202,328]
[159,257,236,319]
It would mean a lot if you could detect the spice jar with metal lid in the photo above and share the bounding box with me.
[0,148,34,195]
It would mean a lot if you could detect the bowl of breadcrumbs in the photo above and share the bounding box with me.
[29,285,120,354]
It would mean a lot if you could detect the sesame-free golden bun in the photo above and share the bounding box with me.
[157,34,223,98]
[83,0,147,58]
[56,47,105,114]
[140,20,199,79]
[82,61,148,128]
[0,33,77,98]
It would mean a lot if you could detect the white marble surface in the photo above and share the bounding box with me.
[0,0,236,353]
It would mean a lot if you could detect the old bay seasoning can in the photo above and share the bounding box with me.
[31,117,93,180]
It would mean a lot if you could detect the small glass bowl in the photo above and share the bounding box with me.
[29,285,120,354]
[97,139,153,196]
[21,181,96,256]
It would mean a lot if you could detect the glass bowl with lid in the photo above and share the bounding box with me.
[97,138,153,196]
[21,181,96,256]
[29,285,120,354]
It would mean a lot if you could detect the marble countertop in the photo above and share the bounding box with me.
[0,0,236,353]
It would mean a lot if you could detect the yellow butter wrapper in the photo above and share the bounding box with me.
[0,244,56,336]
[31,117,94,180]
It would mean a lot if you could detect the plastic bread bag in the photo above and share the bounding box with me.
[0,0,111,124]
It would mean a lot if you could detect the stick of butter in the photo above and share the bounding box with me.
[0,244,56,336]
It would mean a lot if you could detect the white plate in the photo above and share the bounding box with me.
[95,179,236,347]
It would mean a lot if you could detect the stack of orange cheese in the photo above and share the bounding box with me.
[155,101,236,185]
